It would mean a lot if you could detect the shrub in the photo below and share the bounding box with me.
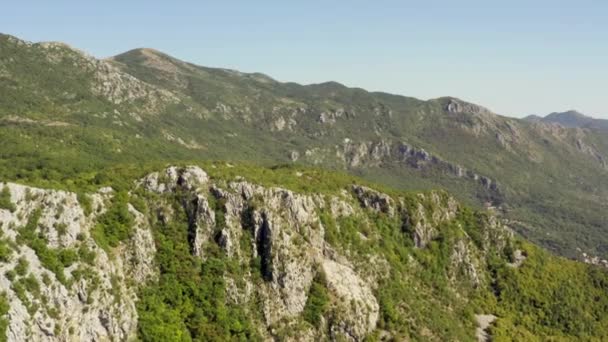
[92,191,134,250]
[77,192,92,216]
[54,223,68,237]
[17,209,71,285]
[15,257,29,276]
[0,239,12,263]
[0,292,9,341]
[23,274,41,298]
[0,186,15,213]
[302,271,330,327]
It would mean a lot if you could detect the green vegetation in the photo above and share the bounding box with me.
[0,292,9,342]
[14,257,28,276]
[0,185,15,213]
[91,191,134,251]
[22,274,41,298]
[137,194,260,341]
[16,209,77,285]
[77,192,93,216]
[78,244,97,265]
[302,271,329,327]
[1,33,608,340]
[489,242,608,339]
[0,236,13,263]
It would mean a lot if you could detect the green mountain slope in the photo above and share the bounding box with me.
[1,33,608,260]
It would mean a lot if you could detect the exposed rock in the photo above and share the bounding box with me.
[0,165,521,341]
[507,249,527,268]
[318,108,349,124]
[581,252,608,269]
[333,139,503,204]
[0,183,155,341]
[139,166,382,340]
[352,185,394,216]
[289,150,300,162]
[475,314,497,342]
[323,259,379,340]
[445,98,493,117]
[404,192,459,248]
[449,239,482,286]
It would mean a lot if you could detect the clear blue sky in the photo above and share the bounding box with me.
[3,1,608,118]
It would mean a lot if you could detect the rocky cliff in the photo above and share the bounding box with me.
[0,165,529,341]
[0,183,155,341]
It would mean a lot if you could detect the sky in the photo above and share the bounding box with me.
[2,1,608,118]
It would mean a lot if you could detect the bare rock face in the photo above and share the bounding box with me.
[330,138,503,206]
[123,204,157,284]
[352,185,394,216]
[404,192,459,248]
[445,98,493,117]
[322,259,379,339]
[0,183,156,342]
[140,166,381,341]
[449,239,482,286]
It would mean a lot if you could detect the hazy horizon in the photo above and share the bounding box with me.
[2,1,607,119]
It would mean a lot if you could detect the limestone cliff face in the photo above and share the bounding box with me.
[0,183,155,341]
[140,167,380,341]
[298,138,504,206]
[0,166,518,341]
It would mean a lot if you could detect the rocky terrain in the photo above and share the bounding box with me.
[1,165,607,341]
[0,166,500,340]
[1,32,608,341]
[0,182,155,341]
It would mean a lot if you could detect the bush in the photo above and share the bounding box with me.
[0,292,9,341]
[302,271,329,327]
[77,192,93,216]
[92,191,134,250]
[15,257,28,276]
[23,274,41,298]
[17,209,72,285]
[0,186,15,213]
[0,239,12,263]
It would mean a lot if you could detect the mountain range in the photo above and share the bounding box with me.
[1,32,608,341]
[2,33,607,260]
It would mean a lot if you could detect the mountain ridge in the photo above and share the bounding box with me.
[525,110,608,130]
[1,32,607,261]
[2,31,608,342]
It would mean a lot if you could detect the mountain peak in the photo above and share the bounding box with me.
[110,47,174,64]
[113,47,167,59]
[546,110,588,119]
[529,110,608,130]
[434,97,496,117]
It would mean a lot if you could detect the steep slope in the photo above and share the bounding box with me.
[1,164,608,341]
[1,33,608,261]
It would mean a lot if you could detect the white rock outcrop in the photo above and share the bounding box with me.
[0,182,155,341]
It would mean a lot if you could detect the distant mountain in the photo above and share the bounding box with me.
[522,114,543,122]
[526,110,608,130]
[1,33,608,262]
